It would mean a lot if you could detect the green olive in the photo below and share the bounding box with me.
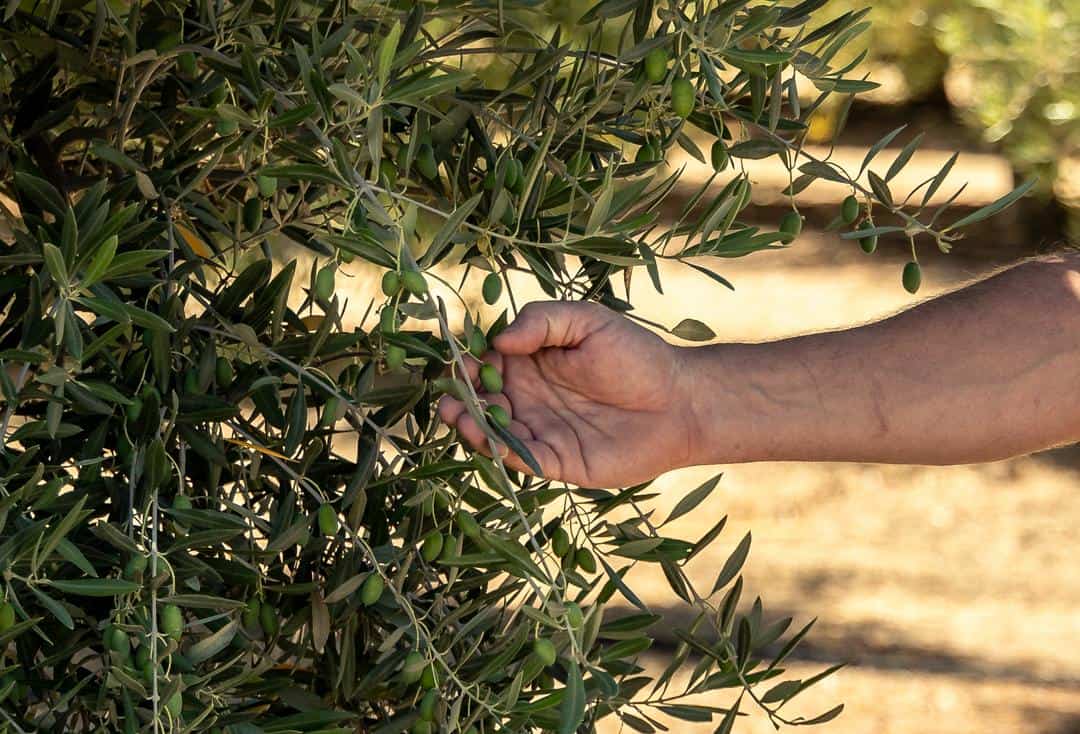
[314,264,335,301]
[381,271,401,297]
[670,78,695,118]
[258,602,279,636]
[380,306,399,334]
[242,598,261,633]
[402,271,428,296]
[419,689,438,721]
[841,194,860,224]
[400,651,426,683]
[482,272,502,305]
[360,573,384,606]
[317,504,339,536]
[565,602,584,629]
[532,637,557,666]
[643,47,669,84]
[161,604,183,641]
[215,356,233,388]
[468,329,487,358]
[635,141,660,164]
[779,211,803,244]
[479,364,503,393]
[106,626,131,661]
[124,553,149,580]
[575,547,597,574]
[711,140,729,172]
[551,528,571,558]
[857,220,878,254]
[902,261,922,294]
[420,531,444,562]
[256,174,277,198]
[486,405,511,429]
[420,665,437,689]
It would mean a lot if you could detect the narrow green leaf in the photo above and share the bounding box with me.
[945,178,1037,231]
[710,532,751,595]
[558,660,586,734]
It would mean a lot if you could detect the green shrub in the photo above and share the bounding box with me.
[829,0,1079,226]
[0,1,1028,732]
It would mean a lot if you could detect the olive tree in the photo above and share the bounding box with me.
[0,1,1029,732]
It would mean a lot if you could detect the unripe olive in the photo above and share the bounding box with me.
[0,602,15,632]
[161,604,183,641]
[482,272,502,305]
[575,547,597,574]
[841,194,859,224]
[421,531,444,562]
[215,356,233,388]
[635,141,660,164]
[532,637,557,666]
[670,78,695,118]
[857,220,878,254]
[360,573,384,606]
[643,47,669,84]
[256,174,277,198]
[565,602,584,629]
[124,553,149,580]
[486,405,511,429]
[420,665,437,689]
[402,270,428,296]
[380,306,399,334]
[411,722,433,734]
[106,626,131,661]
[711,140,729,172]
[259,602,279,636]
[779,211,803,244]
[551,528,571,558]
[134,641,151,670]
[317,504,339,536]
[468,329,487,358]
[385,344,407,371]
[241,598,261,633]
[503,158,520,191]
[419,689,438,721]
[479,364,503,393]
[902,261,922,294]
[126,396,143,425]
[315,264,335,301]
[242,197,263,232]
[173,496,192,511]
[381,270,401,297]
[400,651,426,683]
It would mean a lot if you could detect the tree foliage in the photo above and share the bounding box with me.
[0,1,1030,732]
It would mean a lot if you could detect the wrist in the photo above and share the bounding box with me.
[674,343,767,466]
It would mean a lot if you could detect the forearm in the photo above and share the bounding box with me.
[682,254,1080,465]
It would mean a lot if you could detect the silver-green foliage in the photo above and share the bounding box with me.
[0,1,1030,732]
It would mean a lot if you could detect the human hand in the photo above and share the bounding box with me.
[438,301,701,487]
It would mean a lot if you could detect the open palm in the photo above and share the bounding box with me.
[438,301,698,487]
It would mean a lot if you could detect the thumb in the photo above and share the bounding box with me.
[493,301,613,355]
